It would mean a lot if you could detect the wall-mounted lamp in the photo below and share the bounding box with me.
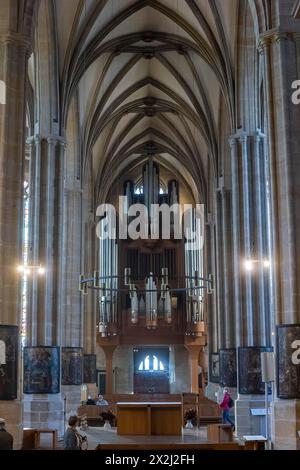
[243,259,270,271]
[17,265,45,275]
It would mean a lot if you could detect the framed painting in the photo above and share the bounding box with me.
[210,352,219,383]
[62,347,83,385]
[23,346,60,394]
[219,348,237,388]
[83,354,96,384]
[238,346,273,394]
[0,325,18,399]
[277,324,300,399]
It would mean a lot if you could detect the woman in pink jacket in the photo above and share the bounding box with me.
[220,387,235,430]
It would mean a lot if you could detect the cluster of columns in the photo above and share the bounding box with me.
[0,23,97,444]
[207,27,300,449]
[0,29,32,448]
[258,28,300,450]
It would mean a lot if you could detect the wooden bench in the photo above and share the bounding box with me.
[34,429,57,449]
[207,423,233,442]
[182,393,222,427]
[21,428,57,449]
[78,405,109,426]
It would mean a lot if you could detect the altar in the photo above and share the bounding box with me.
[117,402,182,436]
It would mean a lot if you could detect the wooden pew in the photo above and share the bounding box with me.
[182,393,222,426]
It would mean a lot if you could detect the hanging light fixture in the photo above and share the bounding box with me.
[79,269,213,336]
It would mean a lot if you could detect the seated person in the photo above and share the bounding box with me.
[85,395,96,405]
[96,394,108,406]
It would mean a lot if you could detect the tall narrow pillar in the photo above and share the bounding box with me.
[229,130,271,436]
[0,32,31,449]
[23,137,65,436]
[259,30,300,450]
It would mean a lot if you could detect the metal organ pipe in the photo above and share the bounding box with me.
[145,273,158,329]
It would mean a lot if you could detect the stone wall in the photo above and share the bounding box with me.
[23,394,64,438]
[170,345,190,393]
[96,344,190,394]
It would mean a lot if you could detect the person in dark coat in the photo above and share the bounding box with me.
[0,418,13,450]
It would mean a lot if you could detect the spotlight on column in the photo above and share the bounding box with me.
[38,266,45,275]
[17,265,24,273]
[263,259,270,268]
[24,268,31,275]
[244,259,254,271]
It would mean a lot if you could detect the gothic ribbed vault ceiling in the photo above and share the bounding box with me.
[48,0,241,201]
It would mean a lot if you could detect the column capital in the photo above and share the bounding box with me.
[0,31,32,55]
[253,128,266,142]
[46,137,58,146]
[57,138,67,150]
[228,136,236,148]
[258,28,295,51]
[229,129,248,144]
[26,135,42,146]
[26,134,67,147]
[216,187,230,198]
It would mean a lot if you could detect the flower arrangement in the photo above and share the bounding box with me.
[184,408,197,422]
[100,410,115,424]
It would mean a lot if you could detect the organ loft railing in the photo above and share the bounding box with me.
[79,269,214,337]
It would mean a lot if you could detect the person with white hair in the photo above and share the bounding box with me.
[96,394,108,406]
[0,418,13,450]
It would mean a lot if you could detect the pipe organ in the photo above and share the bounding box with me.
[98,233,118,337]
[96,158,206,341]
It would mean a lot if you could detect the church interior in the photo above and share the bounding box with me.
[0,0,300,452]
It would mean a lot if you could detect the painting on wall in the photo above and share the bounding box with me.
[83,354,96,384]
[238,347,273,394]
[62,347,83,385]
[219,348,237,388]
[210,352,219,383]
[0,325,18,399]
[23,346,60,394]
[277,324,300,399]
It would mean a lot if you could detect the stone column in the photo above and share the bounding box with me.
[0,32,31,449]
[259,30,300,450]
[205,216,221,400]
[60,175,84,417]
[229,130,271,436]
[229,135,244,346]
[23,136,65,437]
[83,218,97,355]
[60,180,82,347]
[82,217,98,398]
[216,187,234,348]
[215,192,225,348]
